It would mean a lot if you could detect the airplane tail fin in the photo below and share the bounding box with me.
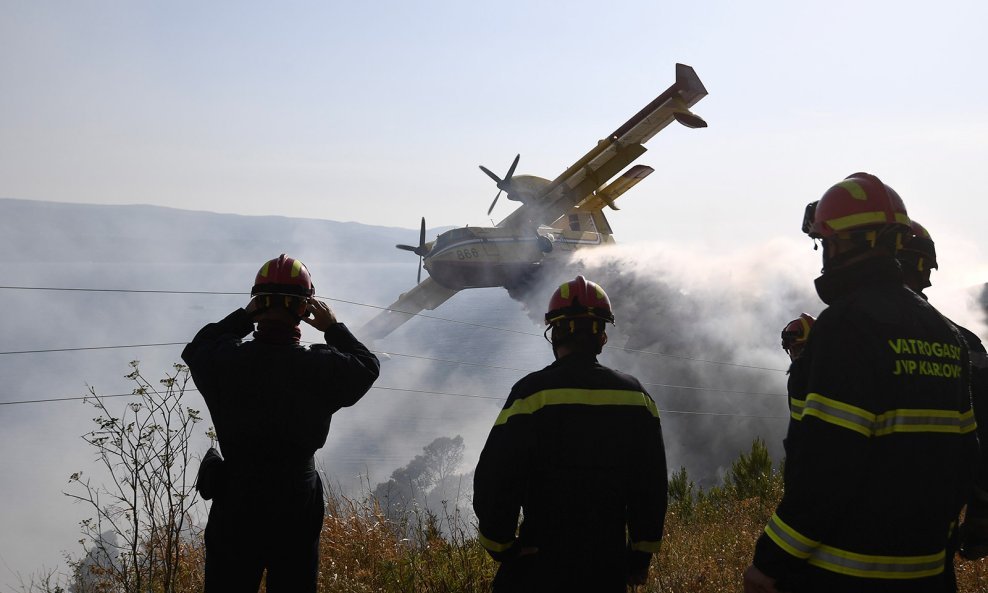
[674,63,708,107]
[590,210,613,237]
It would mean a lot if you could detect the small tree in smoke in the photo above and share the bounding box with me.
[69,531,118,593]
[725,437,775,501]
[372,435,466,520]
[668,466,696,517]
[420,435,465,489]
[65,361,206,593]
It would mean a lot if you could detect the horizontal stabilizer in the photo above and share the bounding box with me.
[595,165,654,210]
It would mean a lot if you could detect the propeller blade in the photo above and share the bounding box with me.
[479,165,501,184]
[504,154,520,184]
[399,217,430,256]
[481,155,521,214]
[417,257,422,284]
[487,190,502,216]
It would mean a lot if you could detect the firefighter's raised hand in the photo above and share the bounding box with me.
[626,566,648,587]
[960,497,988,560]
[303,299,337,331]
[245,296,263,319]
[743,564,780,593]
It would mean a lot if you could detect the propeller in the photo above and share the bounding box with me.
[479,154,520,215]
[396,217,428,283]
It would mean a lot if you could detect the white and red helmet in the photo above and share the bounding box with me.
[804,172,911,239]
[251,254,315,298]
[545,275,615,327]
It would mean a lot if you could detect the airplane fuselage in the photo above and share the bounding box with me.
[423,224,613,290]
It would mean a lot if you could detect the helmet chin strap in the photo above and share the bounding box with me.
[547,323,607,358]
[253,295,308,324]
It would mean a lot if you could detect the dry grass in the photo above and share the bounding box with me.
[316,495,495,593]
[651,495,778,592]
[956,554,988,592]
[649,481,988,593]
[56,471,988,592]
[311,482,988,593]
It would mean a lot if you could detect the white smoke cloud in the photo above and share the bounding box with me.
[338,237,827,499]
[4,199,984,587]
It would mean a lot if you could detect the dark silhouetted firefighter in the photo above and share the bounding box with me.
[780,313,815,486]
[183,254,380,593]
[897,220,988,585]
[744,174,978,593]
[474,275,667,592]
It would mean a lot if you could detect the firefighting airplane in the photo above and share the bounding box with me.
[361,63,708,339]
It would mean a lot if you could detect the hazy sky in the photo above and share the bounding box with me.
[2,0,988,585]
[3,1,987,257]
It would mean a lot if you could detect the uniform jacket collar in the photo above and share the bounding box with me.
[814,256,903,305]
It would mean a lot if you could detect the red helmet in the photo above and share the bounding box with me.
[805,173,911,239]
[781,313,815,352]
[900,219,938,271]
[545,276,615,326]
[251,254,315,298]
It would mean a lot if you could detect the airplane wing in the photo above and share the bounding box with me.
[358,277,459,340]
[497,63,707,232]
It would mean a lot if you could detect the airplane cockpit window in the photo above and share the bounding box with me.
[436,228,474,247]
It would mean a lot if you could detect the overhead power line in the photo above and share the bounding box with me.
[0,342,187,355]
[0,285,788,372]
[0,384,787,419]
[0,338,788,400]
[0,286,245,296]
[0,393,136,405]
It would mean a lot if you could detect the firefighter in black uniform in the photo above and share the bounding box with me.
[474,276,667,592]
[743,173,979,593]
[182,254,380,593]
[780,313,815,485]
[896,220,988,577]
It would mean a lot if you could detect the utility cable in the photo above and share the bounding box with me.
[0,340,788,399]
[381,353,786,398]
[0,285,788,372]
[0,385,787,419]
[0,286,245,296]
[0,343,187,355]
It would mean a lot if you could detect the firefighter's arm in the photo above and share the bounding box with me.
[626,393,667,574]
[473,388,534,562]
[957,330,987,559]
[962,331,988,491]
[302,322,380,411]
[293,299,379,412]
[183,309,255,353]
[181,308,256,391]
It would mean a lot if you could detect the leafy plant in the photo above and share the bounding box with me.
[65,362,206,593]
